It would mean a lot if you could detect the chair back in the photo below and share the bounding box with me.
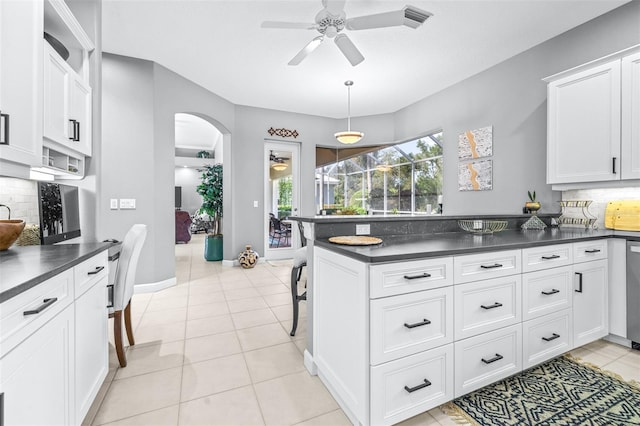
[113,224,147,311]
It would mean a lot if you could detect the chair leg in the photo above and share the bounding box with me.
[124,300,135,346]
[114,310,127,368]
[290,265,301,336]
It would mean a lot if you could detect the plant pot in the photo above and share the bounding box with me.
[204,235,223,261]
[525,202,541,213]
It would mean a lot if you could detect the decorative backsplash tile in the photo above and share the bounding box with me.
[0,177,39,224]
[562,187,640,229]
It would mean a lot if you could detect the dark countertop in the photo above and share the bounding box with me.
[314,228,640,263]
[0,243,112,303]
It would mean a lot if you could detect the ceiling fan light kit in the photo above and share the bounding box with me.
[262,1,432,66]
[271,162,288,171]
[335,80,363,145]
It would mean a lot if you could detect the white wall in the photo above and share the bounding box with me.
[174,167,202,214]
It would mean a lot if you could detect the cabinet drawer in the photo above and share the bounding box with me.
[573,240,608,263]
[74,250,108,298]
[453,250,521,284]
[522,244,572,272]
[0,269,74,357]
[454,324,522,397]
[523,309,572,369]
[370,257,452,298]
[522,265,573,321]
[370,344,453,426]
[454,275,522,340]
[370,287,453,365]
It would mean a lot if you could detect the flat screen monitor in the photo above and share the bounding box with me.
[38,182,81,245]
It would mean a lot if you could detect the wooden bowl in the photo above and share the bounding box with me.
[0,219,26,250]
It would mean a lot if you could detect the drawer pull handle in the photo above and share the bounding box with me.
[404,319,431,329]
[481,302,503,310]
[88,266,105,275]
[23,298,58,316]
[575,272,583,293]
[404,379,431,393]
[585,249,601,254]
[403,272,431,280]
[481,353,503,364]
[480,263,503,269]
[541,289,560,295]
[541,255,560,260]
[542,333,560,342]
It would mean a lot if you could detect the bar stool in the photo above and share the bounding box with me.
[290,221,307,336]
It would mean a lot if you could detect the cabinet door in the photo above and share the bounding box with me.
[43,42,70,146]
[69,75,92,156]
[0,305,75,426]
[75,276,108,423]
[573,259,608,348]
[0,0,43,170]
[621,52,640,179]
[547,60,621,184]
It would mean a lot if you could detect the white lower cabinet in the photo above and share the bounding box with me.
[523,308,572,369]
[0,304,75,425]
[0,250,109,425]
[370,345,453,426]
[454,324,522,397]
[314,240,610,425]
[573,259,608,348]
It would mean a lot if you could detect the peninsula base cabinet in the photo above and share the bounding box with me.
[313,240,609,425]
[0,251,109,425]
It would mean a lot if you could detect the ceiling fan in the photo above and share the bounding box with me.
[261,0,432,66]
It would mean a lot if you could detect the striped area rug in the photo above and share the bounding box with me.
[444,355,640,426]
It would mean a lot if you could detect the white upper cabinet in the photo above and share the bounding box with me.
[43,41,92,156]
[0,0,43,172]
[621,52,640,179]
[545,45,640,185]
[42,0,94,158]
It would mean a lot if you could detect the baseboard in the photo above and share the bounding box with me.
[304,349,317,376]
[133,277,177,294]
[603,334,632,348]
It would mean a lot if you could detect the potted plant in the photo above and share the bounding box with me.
[197,150,211,159]
[525,190,541,213]
[197,163,223,260]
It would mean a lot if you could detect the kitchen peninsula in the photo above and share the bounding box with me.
[294,214,637,426]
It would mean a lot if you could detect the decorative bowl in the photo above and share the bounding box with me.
[458,219,508,234]
[0,219,26,250]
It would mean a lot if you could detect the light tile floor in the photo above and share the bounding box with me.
[86,234,640,425]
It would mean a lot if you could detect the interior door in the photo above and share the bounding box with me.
[264,140,300,260]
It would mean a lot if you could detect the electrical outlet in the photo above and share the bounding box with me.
[119,199,136,209]
[110,199,118,210]
[253,200,259,208]
[356,224,370,235]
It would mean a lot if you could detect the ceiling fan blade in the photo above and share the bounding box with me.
[322,0,346,15]
[288,36,324,66]
[334,34,364,66]
[345,6,432,30]
[261,21,317,30]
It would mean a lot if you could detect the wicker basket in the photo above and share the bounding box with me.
[458,219,508,234]
[16,224,41,246]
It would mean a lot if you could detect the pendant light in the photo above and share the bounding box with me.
[335,80,364,144]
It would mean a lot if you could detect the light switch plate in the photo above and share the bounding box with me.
[119,199,136,209]
[110,199,118,210]
[253,200,259,208]
[356,224,370,235]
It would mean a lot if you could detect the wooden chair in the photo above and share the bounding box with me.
[109,224,147,367]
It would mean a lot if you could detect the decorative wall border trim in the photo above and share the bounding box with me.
[268,127,299,138]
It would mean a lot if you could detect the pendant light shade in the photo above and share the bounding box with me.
[335,80,363,144]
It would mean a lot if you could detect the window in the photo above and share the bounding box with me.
[315,131,443,215]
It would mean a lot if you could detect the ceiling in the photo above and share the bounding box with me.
[102,0,630,119]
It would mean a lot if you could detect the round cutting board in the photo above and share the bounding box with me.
[328,235,383,246]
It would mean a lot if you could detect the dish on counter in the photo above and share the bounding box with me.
[328,235,383,246]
